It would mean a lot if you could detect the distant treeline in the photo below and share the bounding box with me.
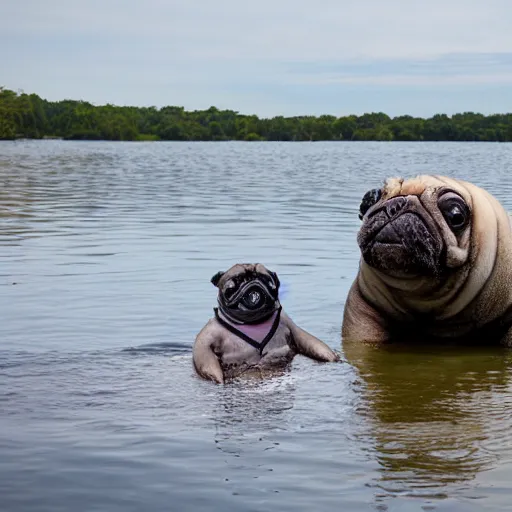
[2,86,512,142]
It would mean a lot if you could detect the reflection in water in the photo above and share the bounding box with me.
[0,182,36,242]
[212,373,296,456]
[344,341,512,499]
[3,141,512,511]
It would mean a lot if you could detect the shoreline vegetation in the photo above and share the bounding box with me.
[2,87,512,142]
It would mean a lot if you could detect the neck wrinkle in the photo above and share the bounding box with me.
[359,262,471,320]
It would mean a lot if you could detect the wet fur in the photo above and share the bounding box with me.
[193,264,339,384]
[343,175,512,347]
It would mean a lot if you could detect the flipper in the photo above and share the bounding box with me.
[192,321,224,384]
[283,312,340,362]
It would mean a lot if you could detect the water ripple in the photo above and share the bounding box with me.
[2,141,512,512]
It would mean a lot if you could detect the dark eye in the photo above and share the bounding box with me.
[359,188,382,220]
[224,279,236,298]
[438,193,470,234]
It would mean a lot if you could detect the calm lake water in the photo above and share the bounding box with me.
[2,140,512,511]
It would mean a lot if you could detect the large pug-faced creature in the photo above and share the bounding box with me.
[343,175,512,346]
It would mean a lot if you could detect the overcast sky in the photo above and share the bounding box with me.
[3,0,512,117]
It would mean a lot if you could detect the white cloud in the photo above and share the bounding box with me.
[3,0,512,60]
[3,0,512,114]
[293,72,512,87]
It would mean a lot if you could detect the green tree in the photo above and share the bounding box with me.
[1,86,512,142]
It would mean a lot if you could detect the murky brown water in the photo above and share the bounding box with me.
[1,140,512,511]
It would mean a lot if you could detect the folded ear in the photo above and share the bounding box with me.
[269,271,280,291]
[210,271,225,287]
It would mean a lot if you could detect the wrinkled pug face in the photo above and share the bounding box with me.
[357,178,472,278]
[211,264,281,324]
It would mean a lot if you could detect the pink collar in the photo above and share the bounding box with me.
[214,307,282,354]
[218,310,278,342]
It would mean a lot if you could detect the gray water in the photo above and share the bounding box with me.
[1,141,512,512]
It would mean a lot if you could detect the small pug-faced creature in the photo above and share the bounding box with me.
[193,263,339,384]
[343,175,512,346]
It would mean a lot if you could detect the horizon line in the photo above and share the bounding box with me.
[4,85,512,120]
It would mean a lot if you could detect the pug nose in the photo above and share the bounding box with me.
[385,196,407,217]
[248,290,261,304]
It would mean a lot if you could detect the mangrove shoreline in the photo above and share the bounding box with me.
[2,87,512,142]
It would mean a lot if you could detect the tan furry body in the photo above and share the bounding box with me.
[194,310,337,383]
[343,175,512,346]
[194,263,339,384]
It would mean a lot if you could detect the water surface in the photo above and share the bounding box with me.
[1,141,512,511]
